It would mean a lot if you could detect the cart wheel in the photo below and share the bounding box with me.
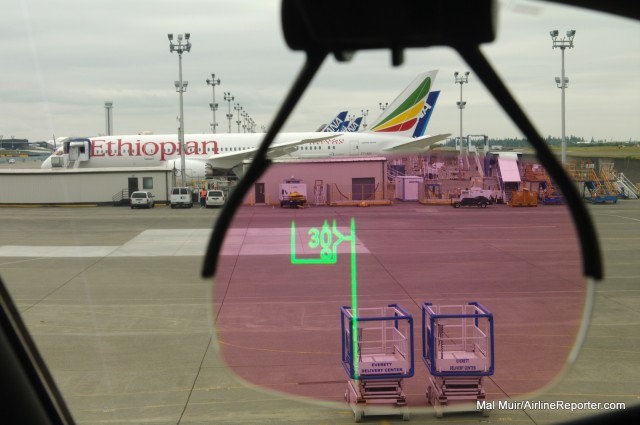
[354,408,363,422]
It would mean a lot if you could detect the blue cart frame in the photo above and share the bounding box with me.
[421,301,495,417]
[341,304,414,422]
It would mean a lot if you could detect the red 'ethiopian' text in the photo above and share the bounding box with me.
[90,139,218,161]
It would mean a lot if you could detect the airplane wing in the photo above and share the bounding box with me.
[206,134,342,164]
[267,134,342,157]
[383,133,451,152]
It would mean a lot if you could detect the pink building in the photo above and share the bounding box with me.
[241,157,388,206]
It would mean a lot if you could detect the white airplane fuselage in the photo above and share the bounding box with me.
[41,131,423,177]
[41,70,449,177]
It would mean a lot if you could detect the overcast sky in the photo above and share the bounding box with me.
[2,0,639,142]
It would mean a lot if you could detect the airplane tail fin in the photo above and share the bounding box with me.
[322,110,348,132]
[366,70,438,137]
[346,116,363,132]
[412,90,440,138]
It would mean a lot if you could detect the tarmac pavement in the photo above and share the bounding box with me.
[0,201,638,424]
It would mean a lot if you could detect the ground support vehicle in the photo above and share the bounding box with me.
[590,195,618,204]
[170,187,193,208]
[422,302,494,418]
[279,180,307,208]
[452,195,492,208]
[341,305,414,422]
[583,181,618,204]
[542,196,564,205]
[280,191,306,208]
[509,190,538,207]
[205,190,226,208]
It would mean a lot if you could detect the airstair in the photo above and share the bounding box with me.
[584,169,618,204]
[616,173,639,199]
[474,153,484,178]
[567,160,637,202]
[601,169,639,199]
[542,173,563,204]
[598,167,619,197]
[458,155,470,172]
[494,154,521,203]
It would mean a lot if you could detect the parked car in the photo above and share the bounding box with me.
[130,191,155,209]
[170,187,193,208]
[452,195,492,209]
[205,190,226,208]
[8,158,16,164]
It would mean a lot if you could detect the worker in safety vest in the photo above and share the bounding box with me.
[200,188,207,208]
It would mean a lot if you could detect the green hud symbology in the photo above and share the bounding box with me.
[290,219,360,378]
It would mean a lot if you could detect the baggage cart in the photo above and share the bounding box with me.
[421,302,494,417]
[341,305,414,422]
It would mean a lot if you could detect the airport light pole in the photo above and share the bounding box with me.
[379,102,388,111]
[224,92,234,133]
[174,80,189,182]
[550,29,575,165]
[104,101,113,136]
[454,71,469,155]
[242,111,249,133]
[168,32,191,186]
[234,103,243,133]
[361,109,369,129]
[206,74,221,133]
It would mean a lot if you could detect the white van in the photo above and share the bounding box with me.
[170,187,193,208]
[205,190,226,207]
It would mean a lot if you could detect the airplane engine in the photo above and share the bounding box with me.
[167,159,214,179]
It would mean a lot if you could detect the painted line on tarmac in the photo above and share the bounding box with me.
[0,246,119,257]
[593,213,640,222]
[0,257,49,265]
[0,228,369,257]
